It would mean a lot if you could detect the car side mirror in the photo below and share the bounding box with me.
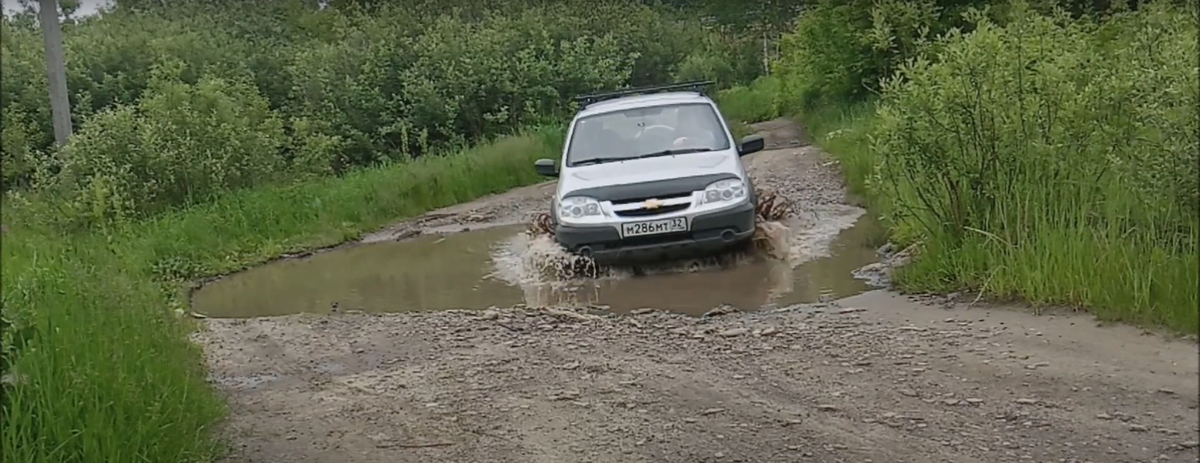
[738,134,765,156]
[534,158,558,177]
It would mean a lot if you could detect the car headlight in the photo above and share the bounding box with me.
[558,196,604,220]
[701,179,747,205]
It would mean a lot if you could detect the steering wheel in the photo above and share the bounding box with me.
[672,129,717,148]
[637,124,675,140]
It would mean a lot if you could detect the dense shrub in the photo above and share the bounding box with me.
[773,0,994,110]
[715,75,785,123]
[41,63,286,223]
[871,2,1197,248]
[1,0,761,203]
[783,0,1198,331]
[0,106,40,191]
[0,22,50,189]
[282,4,639,169]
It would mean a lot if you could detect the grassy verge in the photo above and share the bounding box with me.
[713,4,1198,337]
[715,76,786,141]
[2,229,226,463]
[796,99,1197,335]
[715,75,1198,336]
[1,127,563,463]
[715,75,784,125]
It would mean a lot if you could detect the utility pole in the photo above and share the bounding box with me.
[38,0,73,148]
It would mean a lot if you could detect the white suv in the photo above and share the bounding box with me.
[534,81,765,264]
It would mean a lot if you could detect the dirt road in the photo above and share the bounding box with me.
[196,120,1199,463]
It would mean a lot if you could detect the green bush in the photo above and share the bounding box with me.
[43,63,286,223]
[0,106,40,190]
[774,0,879,108]
[766,0,1198,333]
[1,1,757,195]
[1,21,51,189]
[715,75,785,124]
[283,4,639,168]
[773,0,991,111]
[865,2,1198,332]
[673,29,764,86]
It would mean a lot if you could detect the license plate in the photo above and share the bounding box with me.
[621,217,688,237]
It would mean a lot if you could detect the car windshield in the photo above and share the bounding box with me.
[565,102,731,166]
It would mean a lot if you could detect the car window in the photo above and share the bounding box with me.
[565,102,731,166]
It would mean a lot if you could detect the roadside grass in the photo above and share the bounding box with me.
[1,230,226,463]
[0,127,563,463]
[791,99,1198,335]
[715,75,784,126]
[117,128,563,281]
[709,3,1199,337]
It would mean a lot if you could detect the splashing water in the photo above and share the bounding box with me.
[492,221,797,289]
[498,187,866,289]
[753,221,791,261]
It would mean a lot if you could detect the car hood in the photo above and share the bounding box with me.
[560,151,741,194]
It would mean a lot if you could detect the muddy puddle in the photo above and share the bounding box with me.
[192,214,886,318]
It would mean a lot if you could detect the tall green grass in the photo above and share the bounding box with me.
[714,75,785,125]
[1,231,226,463]
[717,2,1199,335]
[0,128,563,463]
[799,102,1199,334]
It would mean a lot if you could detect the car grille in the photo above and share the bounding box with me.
[614,203,689,217]
[610,192,692,206]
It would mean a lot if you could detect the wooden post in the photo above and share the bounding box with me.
[38,0,73,148]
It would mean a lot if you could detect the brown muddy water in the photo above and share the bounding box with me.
[192,216,886,318]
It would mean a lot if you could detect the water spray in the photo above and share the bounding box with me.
[525,189,794,279]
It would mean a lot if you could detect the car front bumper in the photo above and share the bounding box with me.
[554,201,756,265]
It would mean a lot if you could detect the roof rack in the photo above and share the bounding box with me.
[572,80,715,107]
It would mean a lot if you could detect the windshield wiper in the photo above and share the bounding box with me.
[572,157,629,166]
[572,148,714,166]
[632,147,714,159]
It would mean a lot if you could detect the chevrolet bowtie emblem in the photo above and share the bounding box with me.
[644,199,662,209]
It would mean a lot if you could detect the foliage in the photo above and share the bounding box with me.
[715,75,785,124]
[673,29,764,86]
[0,0,761,214]
[773,0,997,110]
[774,0,879,108]
[1,227,226,463]
[768,0,1198,332]
[42,63,287,223]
